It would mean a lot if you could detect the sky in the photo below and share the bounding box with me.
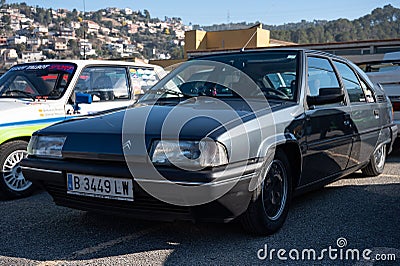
[6,0,398,26]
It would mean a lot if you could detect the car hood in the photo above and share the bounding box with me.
[37,98,287,160]
[0,99,45,124]
[0,98,65,126]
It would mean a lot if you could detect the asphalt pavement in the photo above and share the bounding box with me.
[1,150,399,265]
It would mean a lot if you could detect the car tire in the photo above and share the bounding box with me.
[0,140,34,199]
[361,144,386,177]
[241,150,292,236]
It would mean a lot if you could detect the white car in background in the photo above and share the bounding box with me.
[361,52,400,140]
[0,60,165,199]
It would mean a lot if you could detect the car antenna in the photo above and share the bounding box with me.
[241,23,261,52]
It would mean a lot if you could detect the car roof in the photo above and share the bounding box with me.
[17,59,161,68]
[190,47,341,61]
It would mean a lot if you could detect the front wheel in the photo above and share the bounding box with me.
[361,144,386,177]
[0,140,34,199]
[241,150,292,235]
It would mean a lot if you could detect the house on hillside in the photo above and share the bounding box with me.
[33,26,49,36]
[26,38,41,50]
[100,27,111,36]
[0,37,7,47]
[123,8,133,15]
[0,49,18,69]
[126,24,139,34]
[85,21,100,34]
[80,40,97,57]
[7,35,27,46]
[59,27,75,38]
[21,51,46,62]
[53,38,68,51]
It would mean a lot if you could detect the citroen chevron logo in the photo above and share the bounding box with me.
[123,140,132,150]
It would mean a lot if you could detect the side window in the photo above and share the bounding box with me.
[360,79,376,103]
[307,57,340,97]
[74,66,130,102]
[333,61,366,103]
[129,67,159,95]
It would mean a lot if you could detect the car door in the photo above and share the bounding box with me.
[332,60,381,167]
[66,66,132,115]
[300,56,354,186]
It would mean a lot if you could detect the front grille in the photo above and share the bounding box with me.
[45,183,192,217]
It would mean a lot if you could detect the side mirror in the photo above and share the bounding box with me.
[75,92,92,104]
[307,87,344,106]
[73,92,92,114]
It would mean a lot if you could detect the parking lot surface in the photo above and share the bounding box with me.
[1,151,399,265]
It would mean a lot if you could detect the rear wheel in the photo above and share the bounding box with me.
[362,144,386,177]
[241,150,292,235]
[0,140,34,199]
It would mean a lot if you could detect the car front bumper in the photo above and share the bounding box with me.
[21,157,263,223]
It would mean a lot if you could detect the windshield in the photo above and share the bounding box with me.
[0,63,76,100]
[140,51,299,102]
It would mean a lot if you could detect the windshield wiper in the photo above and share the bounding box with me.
[144,88,192,98]
[2,90,36,100]
[159,88,192,98]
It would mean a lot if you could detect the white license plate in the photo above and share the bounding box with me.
[67,173,134,201]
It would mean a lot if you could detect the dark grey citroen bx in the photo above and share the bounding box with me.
[22,49,397,235]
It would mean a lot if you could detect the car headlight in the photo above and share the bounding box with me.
[27,135,66,158]
[151,139,228,168]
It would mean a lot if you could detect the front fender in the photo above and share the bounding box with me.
[0,123,52,145]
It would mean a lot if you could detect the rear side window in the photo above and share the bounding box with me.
[129,67,159,95]
[333,61,366,103]
[307,57,340,97]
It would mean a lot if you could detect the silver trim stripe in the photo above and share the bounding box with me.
[134,172,256,186]
[21,166,62,174]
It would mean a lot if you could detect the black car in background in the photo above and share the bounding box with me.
[21,49,397,235]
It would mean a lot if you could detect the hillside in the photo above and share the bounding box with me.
[0,3,187,61]
[0,3,399,63]
[193,4,400,44]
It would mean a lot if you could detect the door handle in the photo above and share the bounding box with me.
[373,109,379,118]
[343,113,351,127]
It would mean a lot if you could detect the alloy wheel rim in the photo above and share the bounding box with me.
[2,150,31,191]
[262,160,288,220]
[374,145,386,170]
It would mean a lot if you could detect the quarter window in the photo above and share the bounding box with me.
[129,67,159,95]
[333,61,366,103]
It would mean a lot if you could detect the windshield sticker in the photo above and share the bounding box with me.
[10,64,75,73]
[10,64,50,71]
[130,69,139,79]
[48,64,75,73]
[130,68,157,81]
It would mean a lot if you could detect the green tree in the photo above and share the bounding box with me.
[1,15,10,25]
[144,9,150,22]
[68,39,80,56]
[170,46,184,59]
[15,43,26,54]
